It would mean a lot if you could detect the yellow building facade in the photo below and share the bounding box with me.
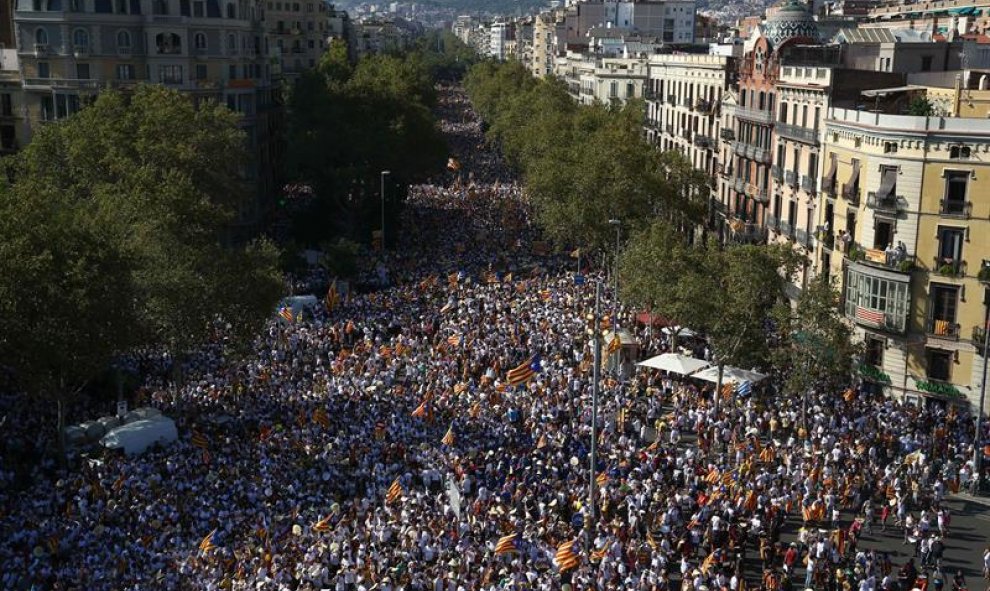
[815,106,990,411]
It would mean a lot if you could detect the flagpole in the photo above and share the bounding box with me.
[587,280,602,553]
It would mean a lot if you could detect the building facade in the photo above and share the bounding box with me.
[265,0,344,80]
[815,106,990,411]
[12,0,281,231]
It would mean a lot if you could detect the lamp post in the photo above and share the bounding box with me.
[380,170,391,250]
[608,219,621,329]
[586,281,602,552]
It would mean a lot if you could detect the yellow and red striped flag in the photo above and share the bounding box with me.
[312,407,330,429]
[469,401,481,418]
[447,334,462,347]
[590,547,607,562]
[191,431,209,450]
[199,529,217,553]
[411,399,429,418]
[646,530,658,550]
[506,355,540,387]
[386,478,403,504]
[555,540,580,571]
[312,515,333,532]
[607,334,622,355]
[494,533,518,555]
[596,472,608,487]
[279,307,294,322]
[441,425,455,446]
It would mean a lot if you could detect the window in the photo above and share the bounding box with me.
[194,32,207,50]
[193,0,204,16]
[864,336,884,367]
[152,0,168,14]
[117,30,131,49]
[41,96,54,121]
[936,227,964,270]
[116,64,134,80]
[194,64,207,79]
[843,267,910,332]
[779,102,788,123]
[226,2,235,17]
[72,28,89,49]
[155,32,181,54]
[227,34,236,52]
[921,55,933,72]
[929,284,959,337]
[229,64,237,79]
[884,141,897,154]
[942,171,969,215]
[37,62,50,78]
[95,0,112,12]
[76,63,90,79]
[35,28,48,46]
[0,94,10,117]
[874,219,893,250]
[807,152,817,181]
[159,65,183,83]
[0,126,15,150]
[949,145,971,159]
[926,348,953,381]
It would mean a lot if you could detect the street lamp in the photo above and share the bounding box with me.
[973,295,990,494]
[608,219,621,329]
[586,280,602,552]
[380,170,391,250]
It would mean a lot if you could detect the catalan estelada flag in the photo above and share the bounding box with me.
[469,401,481,418]
[312,407,330,429]
[506,354,540,387]
[386,478,403,503]
[199,529,217,553]
[411,399,429,418]
[325,283,340,313]
[441,424,455,446]
[596,472,608,487]
[607,334,622,355]
[279,307,294,322]
[555,540,580,571]
[447,334,462,347]
[494,533,518,555]
[590,547,607,562]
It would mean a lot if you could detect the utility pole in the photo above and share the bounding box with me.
[587,281,602,552]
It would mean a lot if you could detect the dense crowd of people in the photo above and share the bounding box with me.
[0,84,987,591]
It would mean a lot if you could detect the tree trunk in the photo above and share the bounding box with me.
[56,377,67,467]
[712,362,725,455]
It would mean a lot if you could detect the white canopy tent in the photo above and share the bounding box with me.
[660,326,698,338]
[637,353,710,376]
[691,365,767,385]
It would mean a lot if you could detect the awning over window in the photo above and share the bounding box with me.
[876,167,897,199]
[845,159,860,190]
[825,153,837,182]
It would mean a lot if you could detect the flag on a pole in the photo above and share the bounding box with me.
[441,425,455,446]
[494,533,518,555]
[607,334,622,355]
[555,540,580,571]
[278,307,294,322]
[411,398,429,418]
[735,381,752,396]
[386,478,403,503]
[199,529,218,553]
[590,547,607,562]
[447,334,462,347]
[312,515,333,532]
[569,248,581,259]
[374,421,387,440]
[596,472,608,487]
[506,354,540,387]
[312,407,330,429]
[325,283,340,312]
[191,431,209,450]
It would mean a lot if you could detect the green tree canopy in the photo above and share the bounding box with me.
[0,85,283,436]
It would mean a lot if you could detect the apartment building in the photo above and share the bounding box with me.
[558,51,646,105]
[866,0,990,37]
[531,12,555,77]
[265,0,339,79]
[0,48,24,155]
[814,101,990,411]
[560,0,695,45]
[645,52,732,228]
[12,0,281,232]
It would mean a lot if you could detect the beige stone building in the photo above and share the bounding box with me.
[265,0,342,79]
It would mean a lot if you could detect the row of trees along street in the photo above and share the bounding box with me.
[0,86,285,451]
[283,32,476,264]
[464,60,859,404]
[0,32,478,459]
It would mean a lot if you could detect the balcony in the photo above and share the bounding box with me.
[746,183,768,203]
[927,315,960,339]
[727,219,768,244]
[752,146,770,163]
[801,176,816,195]
[117,46,133,56]
[23,78,100,91]
[643,87,657,100]
[940,198,971,218]
[665,124,674,136]
[771,165,783,181]
[795,227,812,247]
[776,122,819,145]
[34,43,51,57]
[933,257,966,278]
[667,94,676,104]
[733,142,746,157]
[695,99,712,113]
[785,170,798,187]
[841,183,860,205]
[693,134,713,149]
[766,213,779,230]
[848,244,915,273]
[780,220,793,235]
[733,178,745,193]
[866,192,901,215]
[822,177,837,198]
[733,104,773,125]
[682,96,693,108]
[974,326,988,355]
[720,128,735,141]
[819,230,835,250]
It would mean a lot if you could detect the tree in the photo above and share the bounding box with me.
[908,96,935,117]
[771,275,861,424]
[0,85,283,450]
